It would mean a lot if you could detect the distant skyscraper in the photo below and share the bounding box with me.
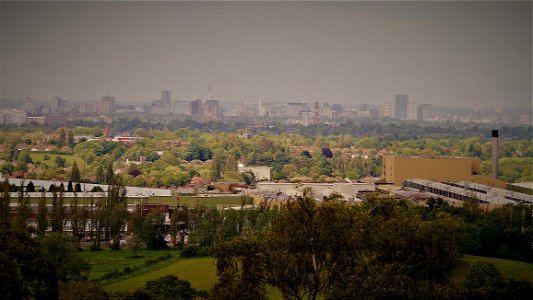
[383,102,394,118]
[96,96,115,114]
[205,99,221,119]
[173,101,190,115]
[394,95,408,120]
[417,104,432,121]
[161,90,171,109]
[406,101,418,120]
[208,83,212,101]
[191,99,202,116]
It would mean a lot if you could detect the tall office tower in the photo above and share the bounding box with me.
[383,102,394,118]
[314,102,320,124]
[101,96,116,114]
[205,100,221,119]
[417,104,432,121]
[394,94,409,120]
[406,101,418,120]
[162,90,171,105]
[173,101,191,115]
[50,97,62,113]
[191,99,203,116]
[208,83,212,101]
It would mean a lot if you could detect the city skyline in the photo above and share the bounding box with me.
[1,1,531,109]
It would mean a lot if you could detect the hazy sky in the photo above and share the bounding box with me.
[1,1,531,108]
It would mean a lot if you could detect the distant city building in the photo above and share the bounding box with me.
[383,102,394,118]
[95,96,116,114]
[172,101,191,115]
[49,97,69,114]
[191,99,203,116]
[161,90,171,108]
[80,103,96,114]
[287,102,308,117]
[394,94,409,119]
[519,114,531,125]
[417,104,432,121]
[204,100,221,119]
[406,101,418,120]
[0,108,27,124]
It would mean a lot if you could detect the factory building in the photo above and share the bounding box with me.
[383,156,507,188]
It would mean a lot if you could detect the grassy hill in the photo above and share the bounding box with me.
[82,249,532,298]
[452,254,533,283]
[29,152,84,168]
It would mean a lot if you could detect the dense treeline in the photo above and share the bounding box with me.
[19,115,530,139]
[2,125,531,185]
[201,194,533,299]
[181,196,533,264]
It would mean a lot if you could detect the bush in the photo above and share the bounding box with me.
[89,245,102,251]
[180,245,200,258]
[110,242,121,251]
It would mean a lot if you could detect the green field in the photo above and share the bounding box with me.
[29,152,84,167]
[452,254,533,283]
[81,248,283,298]
[82,250,532,298]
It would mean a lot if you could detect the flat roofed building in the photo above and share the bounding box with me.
[383,155,507,188]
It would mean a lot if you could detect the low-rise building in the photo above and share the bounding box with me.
[238,164,272,181]
[383,155,507,188]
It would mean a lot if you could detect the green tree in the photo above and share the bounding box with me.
[106,176,128,249]
[37,191,49,236]
[95,164,105,184]
[26,181,35,192]
[210,153,224,181]
[59,281,108,300]
[55,156,66,168]
[40,233,90,283]
[142,275,198,300]
[0,178,11,225]
[58,128,67,148]
[70,161,81,182]
[67,181,74,192]
[67,129,75,148]
[0,224,58,299]
[133,209,169,249]
[70,192,87,248]
[105,162,114,184]
[15,187,31,230]
[50,190,65,232]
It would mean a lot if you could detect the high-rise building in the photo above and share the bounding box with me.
[95,96,116,114]
[49,97,69,114]
[417,104,432,121]
[191,99,203,116]
[394,95,408,120]
[161,90,171,108]
[173,101,190,115]
[204,100,221,119]
[406,101,418,120]
[383,102,394,118]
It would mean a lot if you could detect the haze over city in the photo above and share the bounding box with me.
[1,1,531,109]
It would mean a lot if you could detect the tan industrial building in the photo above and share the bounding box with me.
[383,156,507,188]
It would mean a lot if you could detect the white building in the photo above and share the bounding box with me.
[238,164,272,181]
[0,108,27,125]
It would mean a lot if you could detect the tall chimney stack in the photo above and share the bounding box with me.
[492,130,499,179]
